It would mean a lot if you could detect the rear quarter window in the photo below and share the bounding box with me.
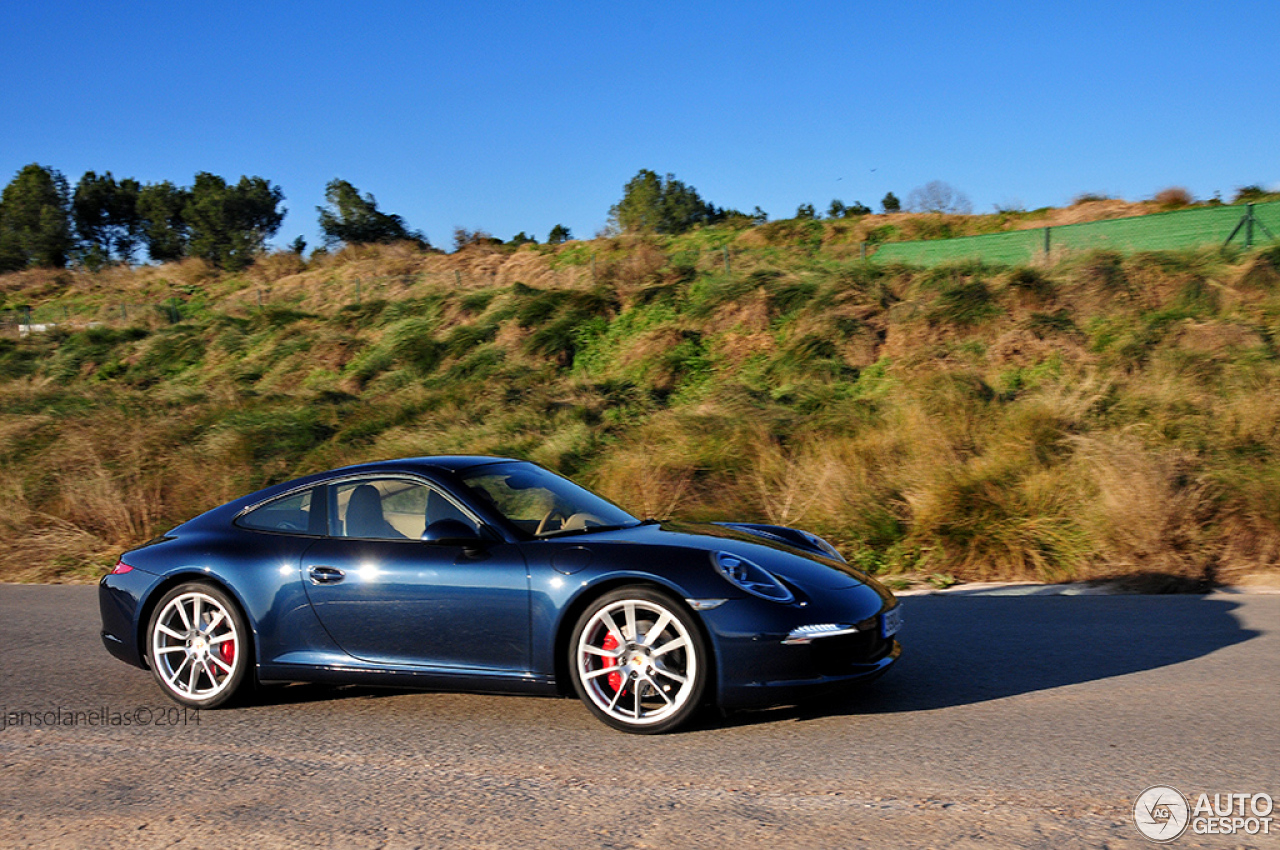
[236,488,322,535]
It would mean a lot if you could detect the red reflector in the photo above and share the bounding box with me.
[110,561,134,575]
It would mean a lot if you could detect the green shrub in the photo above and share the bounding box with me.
[864,224,900,244]
[391,319,447,376]
[928,279,1003,326]
[442,323,496,358]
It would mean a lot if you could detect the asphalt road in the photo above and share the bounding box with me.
[1,584,1276,849]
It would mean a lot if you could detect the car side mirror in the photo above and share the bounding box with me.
[421,518,484,546]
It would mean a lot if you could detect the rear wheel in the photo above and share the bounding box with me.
[569,586,708,734]
[146,582,249,708]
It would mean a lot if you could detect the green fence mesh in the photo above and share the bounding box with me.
[871,201,1280,266]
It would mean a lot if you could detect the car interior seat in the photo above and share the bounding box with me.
[345,484,403,538]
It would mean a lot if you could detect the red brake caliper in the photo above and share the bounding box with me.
[602,632,623,693]
[219,636,235,670]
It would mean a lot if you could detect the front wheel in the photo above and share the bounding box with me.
[569,587,708,734]
[146,582,250,708]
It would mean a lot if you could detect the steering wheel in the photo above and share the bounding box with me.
[536,508,567,537]
[562,512,607,532]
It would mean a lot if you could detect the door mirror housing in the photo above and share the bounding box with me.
[422,518,484,546]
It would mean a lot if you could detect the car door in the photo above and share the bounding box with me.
[300,476,531,675]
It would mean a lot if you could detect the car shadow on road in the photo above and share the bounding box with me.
[248,681,412,707]
[721,593,1259,729]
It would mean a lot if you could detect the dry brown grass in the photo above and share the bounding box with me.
[0,412,183,579]
[245,250,307,283]
[214,241,602,315]
[602,240,668,295]
[1068,434,1217,580]
[742,433,841,528]
[1231,250,1280,292]
[1037,199,1156,227]
[588,442,695,520]
[44,418,168,545]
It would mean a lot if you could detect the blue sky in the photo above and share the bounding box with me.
[3,1,1277,251]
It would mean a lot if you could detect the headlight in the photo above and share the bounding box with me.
[711,551,794,603]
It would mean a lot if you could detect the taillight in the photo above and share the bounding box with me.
[110,561,134,575]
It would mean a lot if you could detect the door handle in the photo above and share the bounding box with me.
[308,566,345,585]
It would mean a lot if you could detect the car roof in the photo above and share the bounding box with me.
[185,456,526,528]
[328,456,522,476]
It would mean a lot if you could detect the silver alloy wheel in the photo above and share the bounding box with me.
[573,592,702,731]
[150,588,242,704]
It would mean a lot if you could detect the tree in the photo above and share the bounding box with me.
[795,203,817,220]
[452,228,502,252]
[610,169,663,233]
[906,180,972,214]
[881,192,901,213]
[547,223,571,244]
[716,208,756,227]
[136,181,191,263]
[828,199,870,219]
[608,169,720,235]
[289,236,307,255]
[72,171,141,266]
[317,179,424,248]
[0,163,73,271]
[509,231,538,247]
[1233,185,1280,204]
[184,173,285,270]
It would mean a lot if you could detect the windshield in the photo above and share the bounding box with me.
[459,462,640,538]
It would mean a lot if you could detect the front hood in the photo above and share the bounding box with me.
[650,521,870,590]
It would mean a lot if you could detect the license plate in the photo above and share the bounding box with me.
[881,605,903,638]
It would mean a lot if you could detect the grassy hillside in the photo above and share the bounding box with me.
[4,228,1280,587]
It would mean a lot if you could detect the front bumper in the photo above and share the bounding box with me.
[703,588,903,709]
[718,637,900,708]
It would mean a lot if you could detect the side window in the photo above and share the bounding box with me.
[464,473,554,527]
[331,478,482,540]
[237,488,320,535]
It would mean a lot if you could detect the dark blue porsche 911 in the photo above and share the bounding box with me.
[100,456,901,733]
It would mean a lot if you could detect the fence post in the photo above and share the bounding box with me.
[121,304,128,323]
[723,246,731,275]
[860,242,867,261]
[1044,227,1051,255]
[454,270,462,288]
[591,254,597,283]
[1223,203,1276,248]
[356,278,362,304]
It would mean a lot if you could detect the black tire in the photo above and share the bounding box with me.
[568,586,708,734]
[146,582,250,709]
